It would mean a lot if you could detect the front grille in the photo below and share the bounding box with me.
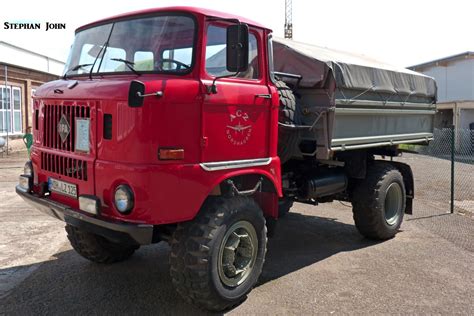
[41,152,88,181]
[43,104,90,152]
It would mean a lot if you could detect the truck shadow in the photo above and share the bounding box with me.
[1,212,378,315]
[260,212,378,284]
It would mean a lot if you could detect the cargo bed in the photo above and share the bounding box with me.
[273,38,437,159]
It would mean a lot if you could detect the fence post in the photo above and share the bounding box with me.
[450,125,455,214]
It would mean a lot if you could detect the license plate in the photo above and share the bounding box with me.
[48,178,77,198]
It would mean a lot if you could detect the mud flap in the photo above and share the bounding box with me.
[387,161,414,215]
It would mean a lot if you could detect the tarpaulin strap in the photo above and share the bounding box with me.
[338,85,375,104]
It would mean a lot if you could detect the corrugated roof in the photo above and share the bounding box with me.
[0,41,65,64]
[0,41,65,76]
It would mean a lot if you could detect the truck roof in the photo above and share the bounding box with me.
[76,6,269,33]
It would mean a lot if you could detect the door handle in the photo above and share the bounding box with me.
[255,94,272,99]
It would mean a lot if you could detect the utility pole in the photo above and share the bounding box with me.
[284,0,293,39]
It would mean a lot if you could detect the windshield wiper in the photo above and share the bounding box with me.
[62,63,93,79]
[111,58,141,76]
[89,42,108,80]
[89,23,115,80]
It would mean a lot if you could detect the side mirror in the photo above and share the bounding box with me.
[128,80,145,107]
[226,24,249,72]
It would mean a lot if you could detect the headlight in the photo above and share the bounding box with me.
[24,161,33,176]
[114,185,134,214]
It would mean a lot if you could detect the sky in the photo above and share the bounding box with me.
[1,0,473,68]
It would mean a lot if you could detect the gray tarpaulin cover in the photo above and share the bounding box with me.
[273,38,437,101]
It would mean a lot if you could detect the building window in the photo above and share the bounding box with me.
[0,86,22,135]
[0,87,11,134]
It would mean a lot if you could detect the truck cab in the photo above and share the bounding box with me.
[18,7,282,310]
[21,7,281,225]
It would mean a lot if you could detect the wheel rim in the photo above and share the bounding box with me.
[218,220,258,288]
[385,182,403,226]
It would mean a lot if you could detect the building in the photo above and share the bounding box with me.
[410,52,474,131]
[0,41,65,136]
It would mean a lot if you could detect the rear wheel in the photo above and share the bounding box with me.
[65,225,139,263]
[169,197,267,312]
[351,162,406,240]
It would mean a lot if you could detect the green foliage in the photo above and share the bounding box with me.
[398,144,420,152]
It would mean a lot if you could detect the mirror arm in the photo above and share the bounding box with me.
[206,72,240,94]
[137,91,164,98]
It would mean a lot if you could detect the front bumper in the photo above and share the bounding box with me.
[16,186,153,245]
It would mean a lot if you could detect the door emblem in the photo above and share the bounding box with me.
[226,110,252,146]
[57,114,70,143]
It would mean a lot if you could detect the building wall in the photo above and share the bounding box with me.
[0,64,59,135]
[423,66,448,101]
[421,58,474,103]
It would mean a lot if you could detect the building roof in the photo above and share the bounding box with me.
[409,51,474,71]
[0,41,65,76]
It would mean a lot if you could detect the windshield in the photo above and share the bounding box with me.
[64,14,195,76]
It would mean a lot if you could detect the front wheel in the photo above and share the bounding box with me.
[65,225,139,263]
[169,196,267,312]
[351,162,406,240]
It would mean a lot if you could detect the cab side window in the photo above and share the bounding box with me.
[205,25,259,79]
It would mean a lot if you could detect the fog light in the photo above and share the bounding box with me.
[79,195,101,215]
[114,185,134,214]
[19,175,32,191]
[24,161,33,176]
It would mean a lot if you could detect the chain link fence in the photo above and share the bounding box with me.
[453,129,474,214]
[395,128,474,218]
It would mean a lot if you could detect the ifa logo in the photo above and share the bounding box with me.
[57,114,70,143]
[226,110,252,146]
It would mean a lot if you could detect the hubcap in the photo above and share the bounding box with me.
[218,221,258,287]
[385,182,403,226]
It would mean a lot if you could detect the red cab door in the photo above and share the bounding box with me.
[201,24,272,163]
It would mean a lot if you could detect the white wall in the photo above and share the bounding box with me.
[423,66,447,101]
[0,41,65,76]
[421,59,474,103]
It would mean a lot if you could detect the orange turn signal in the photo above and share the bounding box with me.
[159,148,184,160]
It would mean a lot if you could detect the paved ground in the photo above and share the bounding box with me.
[0,153,473,315]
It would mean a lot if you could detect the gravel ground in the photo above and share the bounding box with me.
[0,153,473,315]
[394,153,474,216]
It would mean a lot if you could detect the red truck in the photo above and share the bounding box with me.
[17,6,437,311]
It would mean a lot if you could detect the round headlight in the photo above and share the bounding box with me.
[24,161,33,176]
[114,185,134,214]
